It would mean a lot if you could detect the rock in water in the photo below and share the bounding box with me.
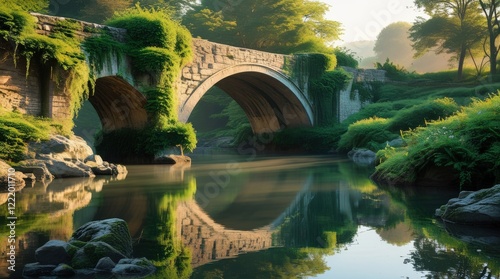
[23,218,157,277]
[70,218,133,257]
[112,258,156,277]
[348,148,377,166]
[71,241,127,269]
[35,240,74,265]
[436,184,500,226]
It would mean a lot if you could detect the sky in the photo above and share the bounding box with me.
[321,0,427,43]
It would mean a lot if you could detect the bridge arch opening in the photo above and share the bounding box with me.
[88,76,148,132]
[180,65,313,134]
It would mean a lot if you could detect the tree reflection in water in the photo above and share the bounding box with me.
[410,236,497,279]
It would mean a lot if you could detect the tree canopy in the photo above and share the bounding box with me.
[2,0,48,12]
[478,0,500,78]
[411,0,486,80]
[182,0,342,54]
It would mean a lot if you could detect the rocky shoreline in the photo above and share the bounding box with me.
[1,135,127,191]
[435,184,500,227]
[23,218,156,278]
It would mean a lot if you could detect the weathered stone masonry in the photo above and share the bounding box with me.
[0,13,385,134]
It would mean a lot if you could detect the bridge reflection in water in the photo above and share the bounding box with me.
[2,156,499,278]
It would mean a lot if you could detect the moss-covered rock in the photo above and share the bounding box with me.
[71,241,127,269]
[70,218,133,257]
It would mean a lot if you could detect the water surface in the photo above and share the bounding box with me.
[1,155,499,278]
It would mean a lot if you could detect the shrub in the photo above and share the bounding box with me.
[375,59,416,81]
[334,47,358,68]
[374,93,500,188]
[388,98,459,131]
[96,123,197,163]
[337,117,397,151]
[271,126,347,153]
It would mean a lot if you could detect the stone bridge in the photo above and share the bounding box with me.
[0,13,385,135]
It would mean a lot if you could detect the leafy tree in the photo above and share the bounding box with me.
[80,0,133,23]
[132,0,197,18]
[374,22,415,67]
[1,0,48,12]
[373,22,452,73]
[183,0,341,53]
[478,0,500,79]
[411,0,485,80]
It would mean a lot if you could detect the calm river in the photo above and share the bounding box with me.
[2,155,499,278]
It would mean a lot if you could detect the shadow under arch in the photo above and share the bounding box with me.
[179,64,314,134]
[88,76,148,132]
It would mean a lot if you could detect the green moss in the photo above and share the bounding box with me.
[84,6,196,156]
[0,5,91,119]
[0,109,73,162]
[82,32,126,74]
[310,69,351,126]
[134,47,180,75]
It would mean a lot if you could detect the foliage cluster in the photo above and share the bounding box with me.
[183,0,341,54]
[376,59,416,81]
[375,81,500,105]
[309,68,351,126]
[338,98,459,151]
[0,4,91,117]
[0,109,72,162]
[291,53,351,126]
[374,93,500,188]
[271,125,347,153]
[351,81,383,102]
[95,124,196,162]
[86,6,197,156]
[1,0,48,13]
[338,117,396,152]
[334,47,359,68]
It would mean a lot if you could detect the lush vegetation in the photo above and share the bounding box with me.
[84,6,197,159]
[374,93,500,189]
[338,98,460,152]
[0,4,87,162]
[0,108,72,162]
[0,4,91,117]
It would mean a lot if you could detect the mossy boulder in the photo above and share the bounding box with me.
[112,258,156,277]
[71,241,127,269]
[70,218,133,257]
[23,218,157,277]
[35,240,75,265]
[436,184,500,226]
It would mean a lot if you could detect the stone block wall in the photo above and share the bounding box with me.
[0,42,43,116]
[32,13,126,41]
[177,38,292,100]
[337,67,386,122]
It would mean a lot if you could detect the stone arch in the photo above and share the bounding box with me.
[88,76,148,132]
[178,64,313,134]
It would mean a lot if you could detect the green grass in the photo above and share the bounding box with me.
[0,109,72,162]
[338,117,396,151]
[338,98,460,152]
[374,93,500,189]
